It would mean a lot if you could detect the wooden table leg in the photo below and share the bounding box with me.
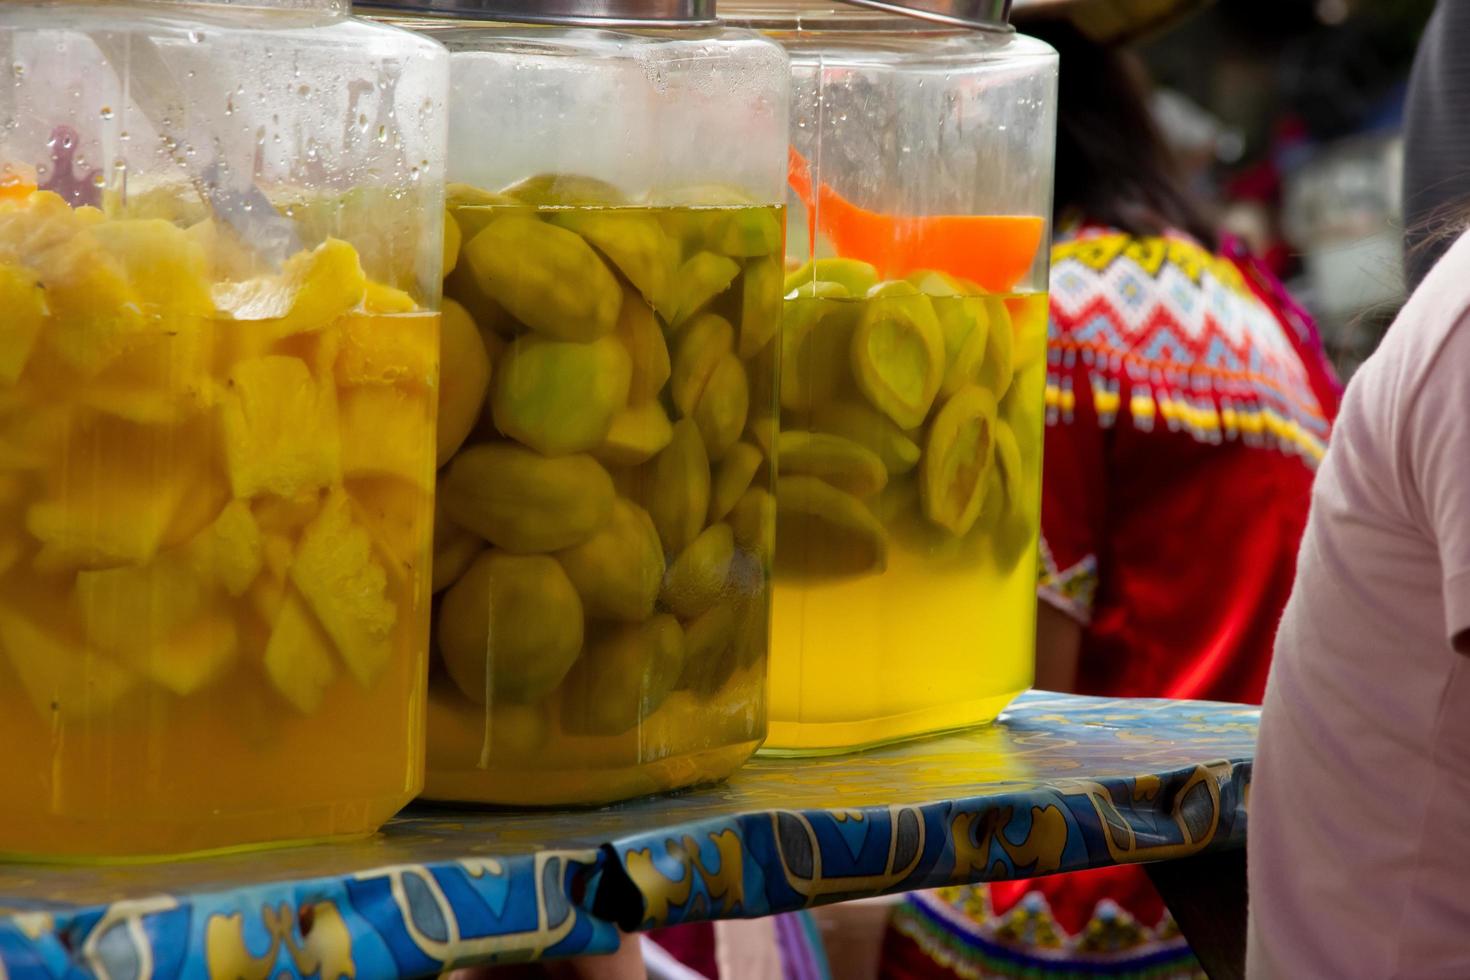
[1146,848,1247,980]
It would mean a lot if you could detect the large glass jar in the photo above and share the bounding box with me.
[375,1,790,805]
[0,0,447,858]
[725,1,1057,753]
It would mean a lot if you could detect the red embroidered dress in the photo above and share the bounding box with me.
[883,227,1339,977]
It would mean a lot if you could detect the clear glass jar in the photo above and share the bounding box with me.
[0,0,447,858]
[725,1,1057,753]
[379,6,789,805]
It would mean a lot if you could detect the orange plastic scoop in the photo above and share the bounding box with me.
[788,147,1044,294]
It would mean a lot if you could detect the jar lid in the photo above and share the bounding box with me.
[361,0,717,27]
[837,0,1010,29]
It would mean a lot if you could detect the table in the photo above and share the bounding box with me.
[0,693,1257,979]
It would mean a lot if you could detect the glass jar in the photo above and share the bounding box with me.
[372,1,790,805]
[0,0,447,858]
[724,1,1057,753]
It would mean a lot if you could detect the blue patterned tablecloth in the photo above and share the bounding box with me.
[0,692,1257,979]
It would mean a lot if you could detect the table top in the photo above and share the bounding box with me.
[0,692,1257,978]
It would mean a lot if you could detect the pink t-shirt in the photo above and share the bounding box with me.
[1248,232,1470,978]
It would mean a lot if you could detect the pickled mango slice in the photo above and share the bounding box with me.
[810,401,921,476]
[187,499,263,597]
[613,289,671,406]
[222,355,341,499]
[739,255,783,359]
[213,238,365,339]
[775,475,888,578]
[492,335,631,456]
[783,258,878,298]
[693,353,749,462]
[441,443,615,553]
[463,216,622,342]
[979,297,1015,400]
[921,385,998,537]
[501,173,624,207]
[340,385,436,490]
[933,296,992,399]
[705,207,781,258]
[552,210,678,317]
[447,182,518,240]
[556,497,664,622]
[436,299,491,466]
[289,489,397,687]
[0,603,138,722]
[672,313,735,417]
[443,209,462,279]
[432,519,484,595]
[709,442,763,523]
[671,252,740,329]
[678,601,736,696]
[264,589,338,715]
[780,289,861,413]
[850,290,945,430]
[644,418,711,556]
[595,401,674,467]
[561,615,685,737]
[980,419,1034,570]
[438,550,583,705]
[334,311,438,389]
[777,430,888,498]
[0,263,45,384]
[661,522,735,619]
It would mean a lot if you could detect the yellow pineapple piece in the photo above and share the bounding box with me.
[289,488,397,687]
[221,355,341,499]
[0,401,70,471]
[254,492,322,539]
[27,452,190,569]
[163,469,231,549]
[333,312,436,389]
[263,588,337,714]
[213,238,366,340]
[123,612,239,697]
[76,316,215,425]
[0,601,138,722]
[187,499,264,597]
[347,476,430,578]
[362,281,418,314]
[338,385,435,490]
[185,217,267,282]
[0,264,46,385]
[0,191,102,266]
[75,553,207,657]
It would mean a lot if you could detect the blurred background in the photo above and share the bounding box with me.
[1136,0,1433,377]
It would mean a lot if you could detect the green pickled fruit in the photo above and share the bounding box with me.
[613,288,671,405]
[441,443,615,553]
[671,252,741,329]
[780,286,862,413]
[783,257,878,297]
[672,313,735,416]
[678,601,737,696]
[445,260,521,342]
[438,550,584,705]
[490,700,552,756]
[747,417,777,458]
[740,255,783,360]
[777,430,888,498]
[560,615,686,736]
[436,298,493,466]
[775,475,888,578]
[492,335,631,456]
[501,173,625,207]
[463,215,622,341]
[661,522,735,619]
[553,210,679,318]
[706,207,782,258]
[850,288,945,429]
[709,442,763,522]
[447,183,518,240]
[644,418,710,556]
[921,385,998,537]
[809,401,921,476]
[556,497,665,622]
[432,502,485,594]
[935,296,992,399]
[728,486,775,561]
[694,353,749,462]
[595,401,674,467]
[978,297,1015,400]
[980,419,1034,571]
[443,209,461,279]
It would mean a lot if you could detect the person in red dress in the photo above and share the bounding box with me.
[880,13,1341,980]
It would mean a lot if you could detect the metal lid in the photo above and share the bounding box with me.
[837,0,1010,30]
[359,0,717,27]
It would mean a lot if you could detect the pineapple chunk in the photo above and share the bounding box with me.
[187,499,264,597]
[347,476,430,575]
[221,355,341,499]
[0,264,45,385]
[0,402,70,471]
[263,589,338,714]
[0,190,99,264]
[213,238,366,339]
[338,385,435,490]
[334,312,436,389]
[123,612,239,697]
[363,281,417,314]
[0,602,138,722]
[289,489,397,687]
[75,554,207,658]
[76,319,215,425]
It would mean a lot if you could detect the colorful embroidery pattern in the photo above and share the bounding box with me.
[1037,536,1099,624]
[1047,230,1330,463]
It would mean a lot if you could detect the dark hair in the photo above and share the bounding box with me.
[1025,18,1217,245]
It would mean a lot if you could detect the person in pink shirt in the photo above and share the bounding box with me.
[1247,227,1470,975]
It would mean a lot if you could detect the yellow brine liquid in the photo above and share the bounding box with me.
[765,264,1047,753]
